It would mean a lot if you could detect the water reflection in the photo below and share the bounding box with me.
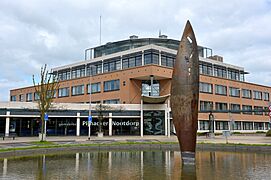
[1,150,271,179]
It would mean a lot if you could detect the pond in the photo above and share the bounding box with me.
[1,150,271,179]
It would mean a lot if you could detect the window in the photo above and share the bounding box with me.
[58,87,69,97]
[71,66,85,79]
[200,101,213,111]
[242,89,252,99]
[242,105,252,114]
[228,68,240,81]
[263,92,270,101]
[144,49,159,65]
[19,94,24,102]
[87,83,101,94]
[10,96,16,101]
[213,65,227,78]
[142,80,160,96]
[229,87,240,97]
[58,69,71,81]
[103,99,120,104]
[200,82,213,93]
[26,93,33,102]
[87,62,102,76]
[122,52,142,69]
[104,80,120,92]
[199,120,209,130]
[103,57,121,73]
[215,85,227,95]
[233,122,242,130]
[215,102,227,111]
[243,122,253,130]
[230,104,240,113]
[254,122,264,130]
[264,107,269,116]
[72,85,85,96]
[216,121,229,130]
[161,52,175,67]
[253,91,262,100]
[34,92,40,100]
[199,62,212,75]
[254,106,263,115]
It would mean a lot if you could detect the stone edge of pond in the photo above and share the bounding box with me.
[1,143,271,158]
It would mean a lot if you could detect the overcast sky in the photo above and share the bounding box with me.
[0,0,271,101]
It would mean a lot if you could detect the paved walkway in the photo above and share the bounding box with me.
[0,134,271,149]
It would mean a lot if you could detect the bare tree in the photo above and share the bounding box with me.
[33,64,59,141]
[95,103,124,136]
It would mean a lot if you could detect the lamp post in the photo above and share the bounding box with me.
[88,69,92,140]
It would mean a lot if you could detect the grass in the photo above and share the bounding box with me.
[30,141,55,145]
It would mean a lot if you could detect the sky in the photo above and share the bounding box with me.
[0,0,271,101]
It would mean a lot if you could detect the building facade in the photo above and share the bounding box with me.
[5,36,271,137]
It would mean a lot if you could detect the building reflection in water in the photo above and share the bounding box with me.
[1,150,271,179]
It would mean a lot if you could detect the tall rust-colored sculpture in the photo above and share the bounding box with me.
[170,20,199,164]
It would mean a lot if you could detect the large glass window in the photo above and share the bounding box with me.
[71,65,85,79]
[122,52,142,69]
[103,57,121,73]
[200,101,213,111]
[58,87,70,97]
[10,96,16,101]
[143,111,165,135]
[34,92,40,100]
[161,52,175,67]
[215,85,227,95]
[254,106,263,115]
[213,65,227,78]
[199,82,213,93]
[199,120,209,130]
[242,105,252,114]
[233,121,242,130]
[26,93,33,102]
[228,68,240,81]
[263,92,270,101]
[104,79,120,92]
[87,82,101,94]
[229,87,240,97]
[215,102,227,111]
[216,121,229,130]
[144,49,159,65]
[199,62,212,75]
[242,89,252,99]
[86,62,102,76]
[58,69,71,81]
[230,104,240,113]
[142,80,160,96]
[253,90,262,100]
[103,99,120,104]
[243,122,253,130]
[72,85,84,96]
[254,122,264,130]
[19,94,24,102]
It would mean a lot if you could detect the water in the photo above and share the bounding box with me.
[1,150,271,180]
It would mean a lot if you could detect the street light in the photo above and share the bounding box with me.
[88,65,93,140]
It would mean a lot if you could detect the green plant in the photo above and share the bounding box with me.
[256,131,265,134]
[266,130,271,137]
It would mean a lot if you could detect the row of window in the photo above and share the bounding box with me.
[57,49,244,82]
[200,101,270,115]
[200,82,270,101]
[200,62,244,81]
[199,121,270,131]
[11,80,120,101]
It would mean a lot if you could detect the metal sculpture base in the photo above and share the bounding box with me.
[181,151,195,165]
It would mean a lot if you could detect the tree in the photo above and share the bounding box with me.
[95,103,124,136]
[33,64,59,141]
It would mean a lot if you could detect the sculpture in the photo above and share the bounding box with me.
[170,20,199,164]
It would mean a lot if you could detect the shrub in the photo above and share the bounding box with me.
[266,130,271,137]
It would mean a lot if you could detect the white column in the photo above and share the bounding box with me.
[5,111,10,136]
[159,50,162,66]
[164,104,168,136]
[213,120,216,133]
[141,51,144,66]
[109,113,112,136]
[76,112,80,136]
[167,100,171,137]
[140,99,144,137]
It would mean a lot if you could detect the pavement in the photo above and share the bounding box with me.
[0,134,271,150]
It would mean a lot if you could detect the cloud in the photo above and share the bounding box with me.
[0,0,270,101]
